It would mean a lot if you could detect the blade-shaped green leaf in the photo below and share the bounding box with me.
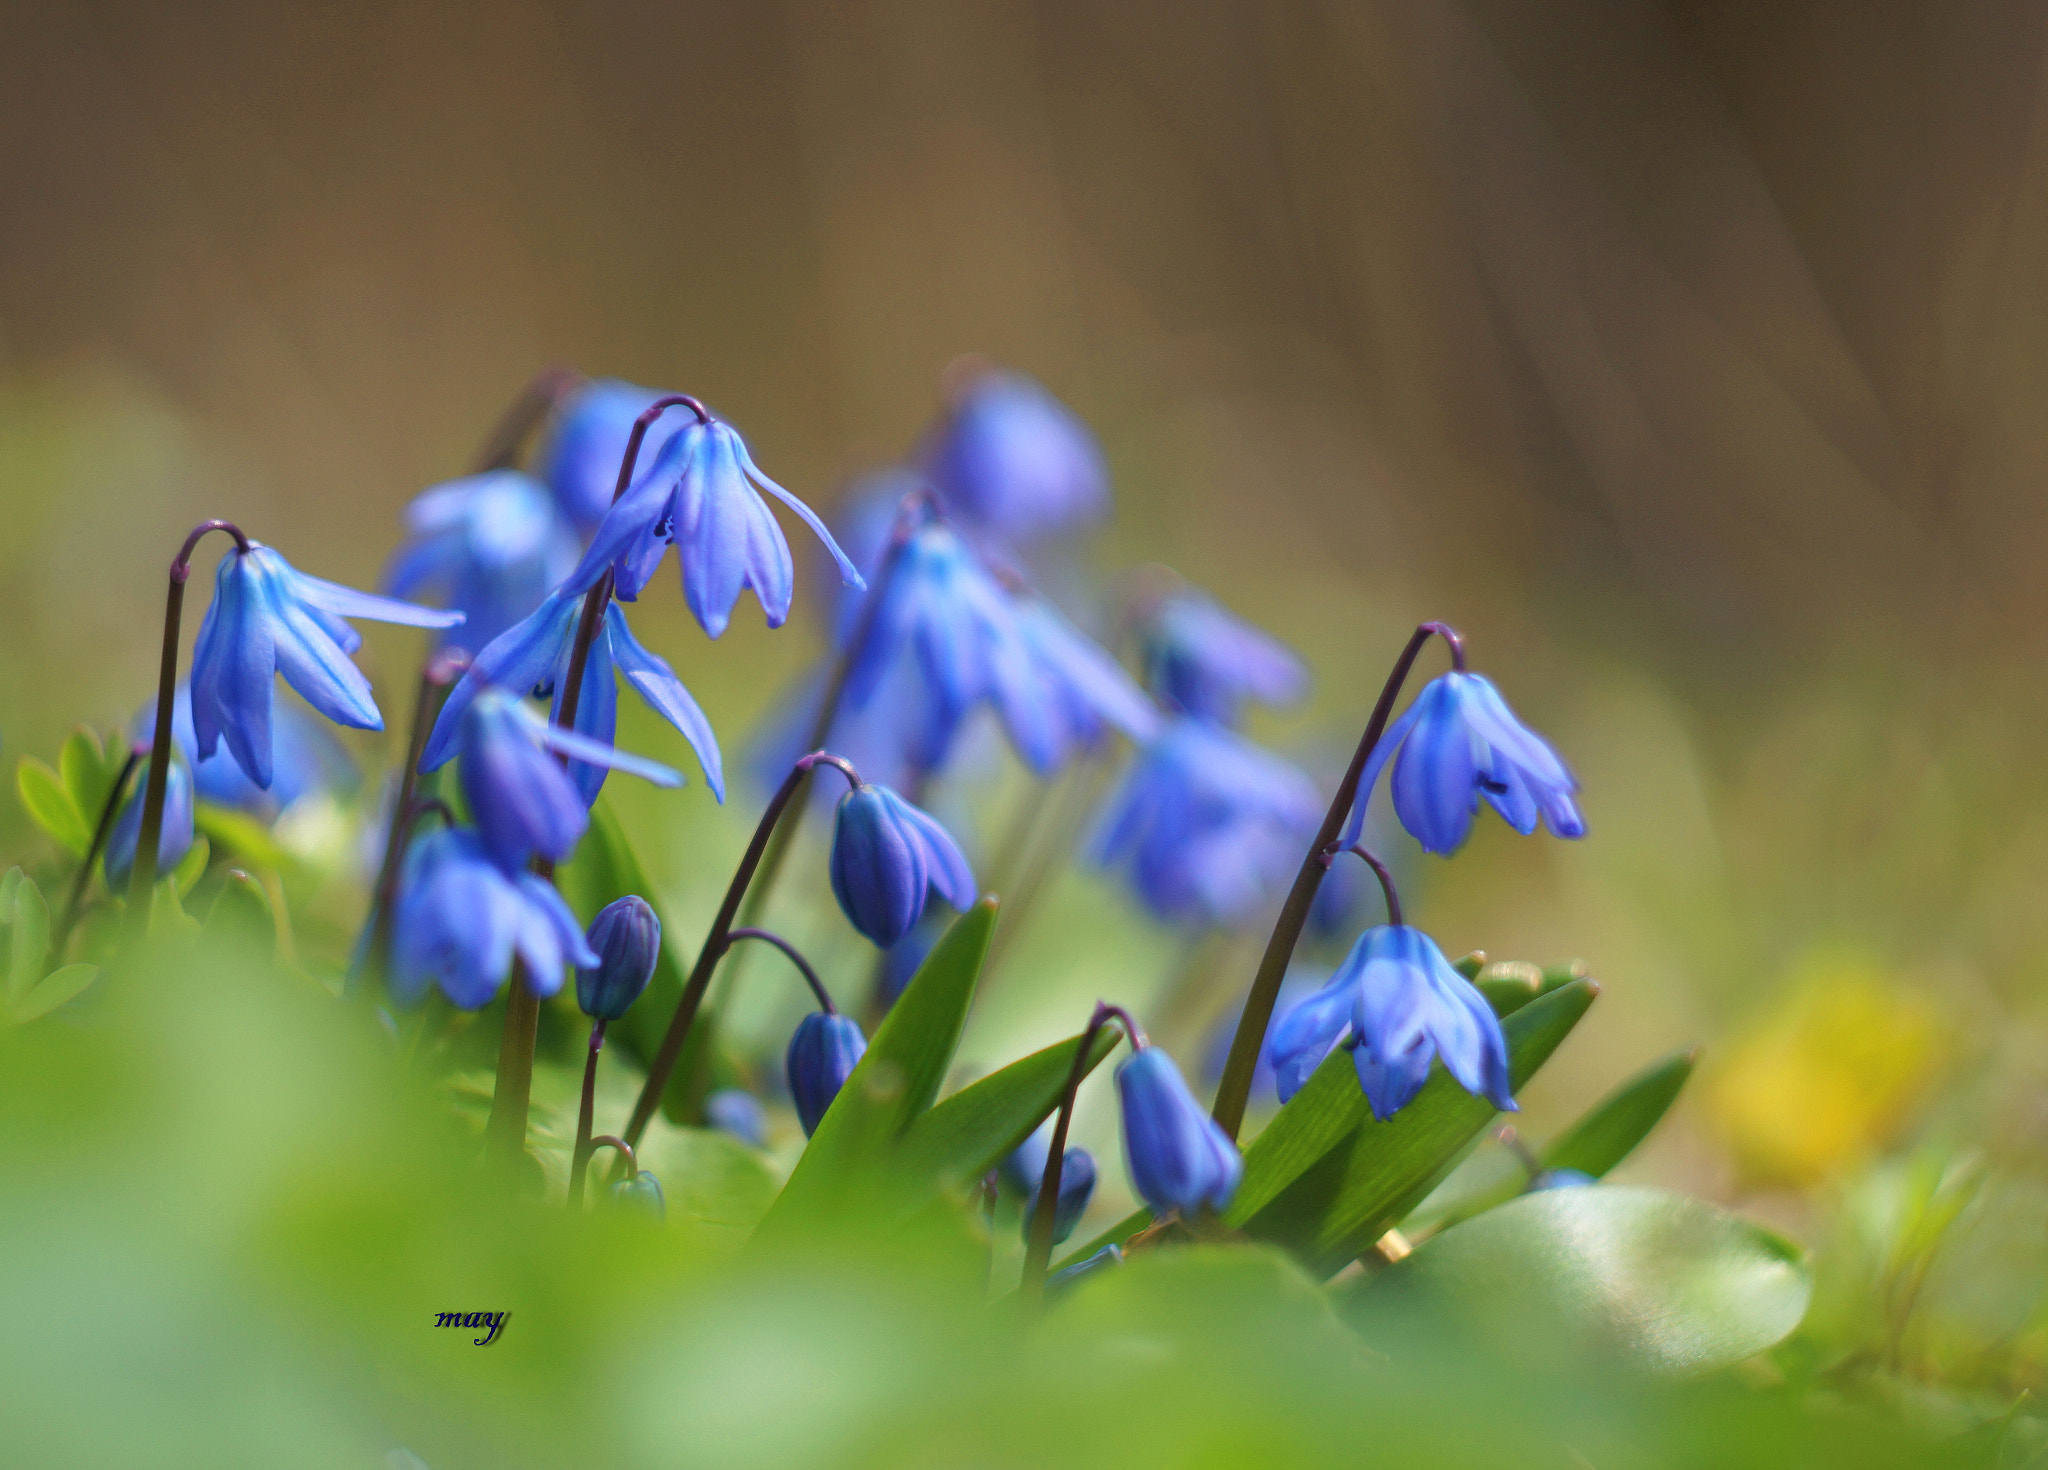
[1543,1045,1696,1178]
[1339,1185,1812,1375]
[193,804,288,872]
[204,868,276,953]
[17,758,89,856]
[168,835,211,895]
[1231,978,1598,1275]
[8,870,51,1005]
[891,1027,1121,1195]
[753,899,997,1236]
[59,728,119,827]
[8,962,99,1024]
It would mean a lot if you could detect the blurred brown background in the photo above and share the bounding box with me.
[6,0,2048,1196]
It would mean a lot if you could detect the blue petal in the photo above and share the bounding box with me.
[422,589,580,771]
[605,604,725,801]
[1267,970,1355,1103]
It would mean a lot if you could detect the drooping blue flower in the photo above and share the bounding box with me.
[920,369,1108,543]
[787,1011,868,1137]
[1339,671,1584,856]
[1094,717,1321,928]
[105,759,194,891]
[561,409,864,638]
[539,378,681,533]
[1268,924,1515,1120]
[1139,588,1308,725]
[137,686,356,822]
[827,782,976,948]
[704,1088,767,1148]
[388,828,597,1009]
[576,895,662,1021]
[1021,1146,1096,1246]
[190,542,463,789]
[1116,1046,1242,1216]
[383,470,580,653]
[1011,593,1161,756]
[454,686,679,872]
[421,588,721,806]
[608,1170,666,1219]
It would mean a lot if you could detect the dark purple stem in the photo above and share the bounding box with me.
[1022,1002,1145,1293]
[1333,845,1403,928]
[725,927,837,1013]
[568,1019,609,1208]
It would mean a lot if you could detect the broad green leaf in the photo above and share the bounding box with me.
[204,869,276,953]
[148,873,199,941]
[1544,1045,1696,1178]
[8,870,51,1005]
[8,963,99,1024]
[1339,1186,1812,1375]
[0,867,23,915]
[59,728,120,827]
[17,758,89,856]
[193,804,288,872]
[891,1028,1121,1195]
[1475,960,1544,1016]
[169,835,211,895]
[753,899,997,1235]
[1230,978,1598,1275]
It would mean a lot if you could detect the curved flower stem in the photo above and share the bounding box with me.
[471,365,583,473]
[1022,1002,1144,1296]
[53,746,141,958]
[1209,621,1461,1140]
[620,751,861,1148]
[567,1019,609,1209]
[586,1134,637,1180]
[121,520,252,953]
[1333,844,1403,928]
[725,927,837,1013]
[485,395,707,1174]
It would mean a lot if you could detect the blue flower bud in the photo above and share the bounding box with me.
[921,369,1108,544]
[1116,1046,1242,1216]
[1046,1242,1123,1297]
[827,783,976,949]
[576,895,661,1020]
[704,1088,767,1148]
[607,1170,665,1220]
[1528,1168,1597,1192]
[1021,1146,1096,1246]
[786,1011,868,1137]
[105,759,194,891]
[1140,588,1307,724]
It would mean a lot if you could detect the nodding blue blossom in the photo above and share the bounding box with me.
[1139,588,1308,725]
[705,1088,768,1148]
[576,895,662,1021]
[1339,671,1584,856]
[539,378,680,533]
[105,759,194,891]
[138,686,355,822]
[453,686,679,872]
[383,470,580,653]
[1047,1241,1124,1295]
[1268,924,1515,1120]
[919,369,1108,543]
[1094,717,1321,928]
[608,1170,666,1219]
[1022,1146,1097,1246]
[190,542,462,789]
[422,588,721,806]
[561,408,864,639]
[828,782,976,948]
[787,1011,868,1137]
[1117,1046,1242,1215]
[1011,593,1161,756]
[388,828,597,1009]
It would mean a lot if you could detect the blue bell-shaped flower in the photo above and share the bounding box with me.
[105,758,194,891]
[1116,1046,1242,1215]
[576,895,662,1021]
[388,828,598,1009]
[384,469,580,652]
[786,1011,868,1137]
[919,368,1108,544]
[1139,587,1307,726]
[1021,1146,1097,1246]
[827,782,976,949]
[138,685,356,823]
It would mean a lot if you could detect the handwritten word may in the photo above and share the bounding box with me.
[434,1311,507,1345]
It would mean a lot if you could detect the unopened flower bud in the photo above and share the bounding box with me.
[786,1011,867,1137]
[576,895,661,1020]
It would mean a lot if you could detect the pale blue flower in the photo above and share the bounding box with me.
[539,378,681,532]
[920,369,1107,542]
[1140,588,1307,725]
[389,828,597,1009]
[384,470,580,652]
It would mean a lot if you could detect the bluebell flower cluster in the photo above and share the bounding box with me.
[388,828,597,1009]
[1340,670,1584,856]
[576,895,662,1021]
[384,470,580,653]
[787,1011,868,1137]
[828,782,976,948]
[105,758,192,891]
[1094,716,1321,927]
[1268,924,1515,1120]
[1139,588,1308,724]
[919,368,1107,544]
[1117,1046,1242,1215]
[190,542,462,789]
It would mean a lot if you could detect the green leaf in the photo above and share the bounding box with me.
[1475,960,1545,1016]
[193,804,288,872]
[1230,978,1598,1275]
[1339,1186,1812,1375]
[753,899,998,1236]
[1543,1045,1696,1179]
[204,868,275,953]
[7,962,99,1024]
[59,728,120,828]
[8,870,51,1005]
[891,1028,1121,1195]
[168,835,210,895]
[17,758,89,857]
